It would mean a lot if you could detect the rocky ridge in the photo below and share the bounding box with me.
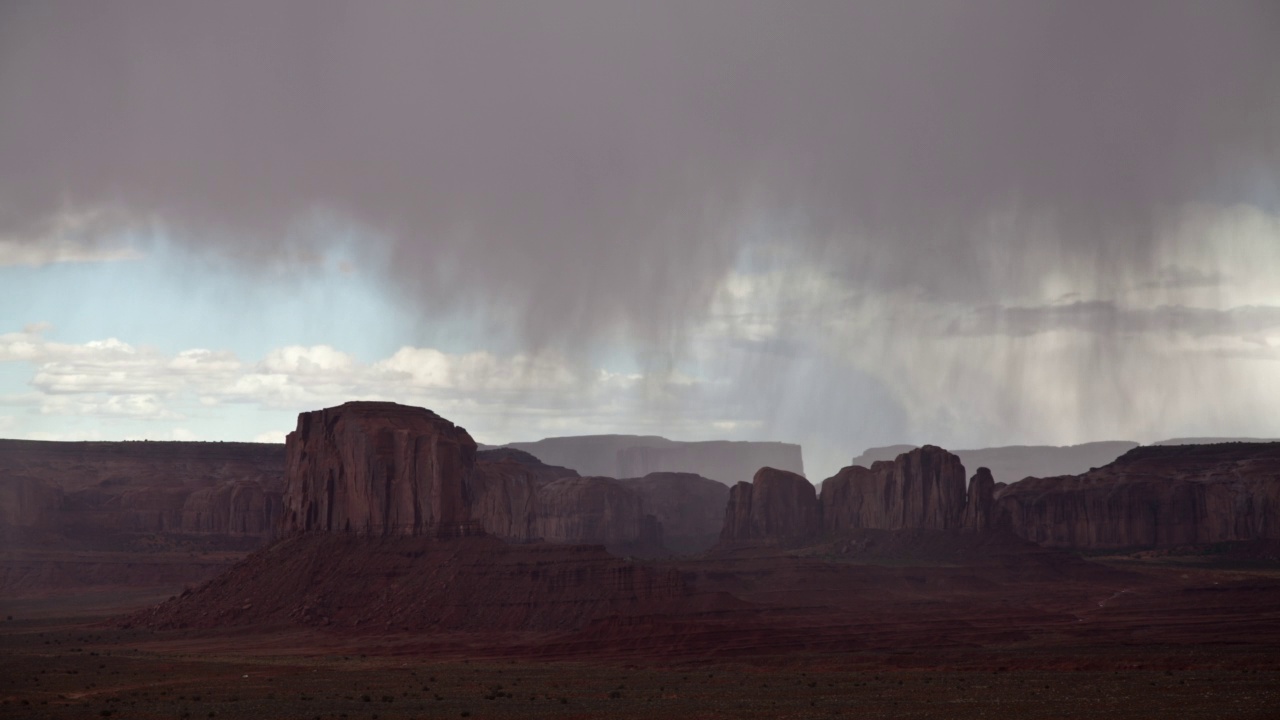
[996,442,1280,549]
[0,439,284,542]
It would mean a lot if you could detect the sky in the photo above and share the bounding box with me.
[2,1,1279,481]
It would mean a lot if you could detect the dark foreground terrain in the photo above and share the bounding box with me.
[2,539,1278,719]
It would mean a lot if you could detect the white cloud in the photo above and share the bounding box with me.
[253,430,288,444]
[0,324,653,438]
[39,394,181,420]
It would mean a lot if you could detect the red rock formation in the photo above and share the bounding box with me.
[534,476,651,547]
[820,446,968,533]
[996,443,1280,549]
[470,451,578,541]
[623,472,728,554]
[963,467,997,532]
[281,401,479,537]
[851,441,1139,487]
[182,482,283,536]
[0,439,284,541]
[0,476,63,530]
[719,467,819,544]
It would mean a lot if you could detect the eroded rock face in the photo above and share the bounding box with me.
[282,401,479,537]
[622,472,729,554]
[719,467,819,544]
[820,446,968,532]
[471,452,578,541]
[996,443,1280,549]
[182,482,284,536]
[0,476,64,530]
[0,439,284,541]
[534,476,653,547]
[963,467,997,532]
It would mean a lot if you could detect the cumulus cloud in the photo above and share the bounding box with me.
[0,324,667,440]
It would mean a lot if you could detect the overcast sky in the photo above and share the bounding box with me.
[2,1,1279,480]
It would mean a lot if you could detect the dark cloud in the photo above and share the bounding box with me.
[3,1,1279,463]
[2,1,1278,349]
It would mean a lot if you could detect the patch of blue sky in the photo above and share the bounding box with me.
[0,230,420,362]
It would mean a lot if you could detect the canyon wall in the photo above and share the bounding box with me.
[996,443,1280,549]
[0,439,283,541]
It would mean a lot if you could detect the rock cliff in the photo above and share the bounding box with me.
[851,441,1139,486]
[963,467,999,532]
[622,472,729,554]
[0,439,284,541]
[996,443,1280,549]
[719,467,819,544]
[0,476,64,530]
[820,446,969,532]
[182,481,284,536]
[470,450,578,541]
[281,401,479,537]
[534,476,659,550]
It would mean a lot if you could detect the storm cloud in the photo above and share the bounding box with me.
[2,1,1279,474]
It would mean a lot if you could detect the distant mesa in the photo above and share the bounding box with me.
[491,434,805,486]
[850,441,1141,487]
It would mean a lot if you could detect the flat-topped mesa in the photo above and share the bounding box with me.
[820,445,969,532]
[720,467,820,544]
[282,401,480,537]
[995,442,1280,549]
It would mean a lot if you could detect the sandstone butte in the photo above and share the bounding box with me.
[721,442,1280,551]
[282,401,480,537]
[281,401,725,553]
[722,446,999,546]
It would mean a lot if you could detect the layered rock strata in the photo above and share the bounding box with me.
[281,401,479,537]
[622,472,729,554]
[995,443,1280,549]
[720,467,820,544]
[820,446,970,532]
[0,439,283,540]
